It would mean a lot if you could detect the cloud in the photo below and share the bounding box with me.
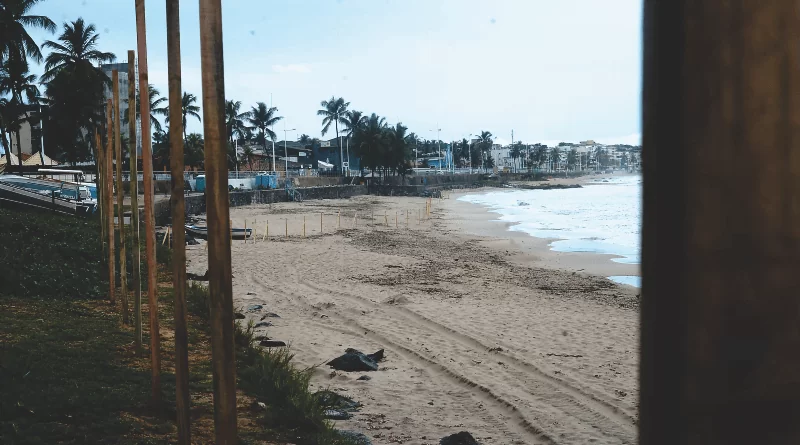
[272,64,312,74]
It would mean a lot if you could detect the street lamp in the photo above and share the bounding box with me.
[283,125,296,176]
[429,126,441,173]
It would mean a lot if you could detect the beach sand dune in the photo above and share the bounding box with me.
[186,193,639,445]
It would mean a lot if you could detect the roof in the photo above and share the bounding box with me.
[23,151,59,166]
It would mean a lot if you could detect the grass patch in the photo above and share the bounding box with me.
[0,208,106,299]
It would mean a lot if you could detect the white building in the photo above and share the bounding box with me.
[100,63,132,140]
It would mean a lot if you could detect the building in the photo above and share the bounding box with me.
[100,63,132,141]
[5,105,44,160]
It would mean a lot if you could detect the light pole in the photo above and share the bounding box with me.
[283,125,296,176]
[429,126,441,172]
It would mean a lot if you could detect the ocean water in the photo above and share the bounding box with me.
[459,175,642,286]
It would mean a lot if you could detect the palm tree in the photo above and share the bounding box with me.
[184,133,204,169]
[225,100,248,145]
[510,141,525,173]
[166,92,201,140]
[0,0,56,63]
[317,96,349,167]
[124,84,168,133]
[0,57,39,171]
[41,18,115,83]
[476,131,493,171]
[567,148,578,171]
[246,102,282,170]
[356,113,386,176]
[550,147,562,172]
[240,145,255,171]
[594,146,605,171]
[341,109,365,138]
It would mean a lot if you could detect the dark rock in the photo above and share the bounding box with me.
[357,375,372,381]
[328,349,380,372]
[234,312,246,319]
[187,270,209,281]
[440,431,479,445]
[368,349,385,362]
[246,292,256,296]
[324,409,352,420]
[259,340,286,347]
[254,321,272,328]
[186,238,200,245]
[260,312,280,319]
[337,431,373,445]
[315,390,362,412]
[246,304,262,312]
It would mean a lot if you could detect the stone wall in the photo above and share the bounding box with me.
[154,185,367,225]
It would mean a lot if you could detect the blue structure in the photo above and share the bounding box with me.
[255,173,278,189]
[195,175,206,192]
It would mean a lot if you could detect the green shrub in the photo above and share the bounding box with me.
[187,281,210,321]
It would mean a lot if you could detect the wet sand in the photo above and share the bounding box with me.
[185,189,640,445]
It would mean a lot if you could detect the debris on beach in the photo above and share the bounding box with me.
[440,431,480,445]
[357,375,372,381]
[260,312,280,319]
[246,304,263,312]
[517,201,530,206]
[327,348,385,372]
[254,321,272,328]
[316,390,362,421]
[187,270,209,281]
[234,312,246,319]
[337,430,373,445]
[259,340,286,348]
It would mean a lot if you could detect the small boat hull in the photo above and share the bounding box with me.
[185,224,251,240]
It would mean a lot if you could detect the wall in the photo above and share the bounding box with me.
[154,185,367,225]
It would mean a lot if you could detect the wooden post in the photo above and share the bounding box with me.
[406,209,408,228]
[303,216,306,238]
[113,70,129,324]
[105,99,116,305]
[353,211,357,228]
[285,218,288,237]
[166,1,190,440]
[128,50,143,353]
[244,219,247,243]
[96,129,106,263]
[640,1,800,443]
[384,210,388,226]
[263,221,268,241]
[320,212,323,234]
[337,209,340,229]
[395,211,398,228]
[230,219,233,242]
[135,0,161,409]
[200,0,238,439]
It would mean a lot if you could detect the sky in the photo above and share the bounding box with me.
[24,0,643,146]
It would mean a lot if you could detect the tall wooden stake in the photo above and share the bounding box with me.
[199,0,238,441]
[135,0,161,409]
[640,1,800,443]
[96,130,106,261]
[166,1,190,439]
[128,50,143,352]
[113,70,129,324]
[105,99,116,305]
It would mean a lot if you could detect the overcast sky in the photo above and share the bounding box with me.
[25,0,643,146]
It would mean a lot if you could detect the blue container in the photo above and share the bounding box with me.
[196,175,206,192]
[255,173,277,189]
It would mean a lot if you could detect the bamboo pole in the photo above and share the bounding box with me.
[406,209,408,228]
[162,226,170,246]
[384,210,388,226]
[199,0,238,439]
[244,219,247,243]
[395,211,398,228]
[113,70,129,324]
[135,0,161,409]
[285,218,288,237]
[320,212,323,234]
[263,222,268,241]
[353,211,357,228]
[105,100,116,305]
[96,129,106,265]
[166,0,190,439]
[337,209,340,229]
[303,216,306,238]
[128,50,143,353]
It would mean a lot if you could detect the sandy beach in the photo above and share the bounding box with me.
[185,183,640,444]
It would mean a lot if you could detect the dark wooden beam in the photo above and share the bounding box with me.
[113,70,129,324]
[199,0,238,442]
[640,1,800,443]
[135,0,161,409]
[166,0,191,442]
[128,50,143,352]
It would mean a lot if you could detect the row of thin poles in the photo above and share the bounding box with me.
[94,1,233,444]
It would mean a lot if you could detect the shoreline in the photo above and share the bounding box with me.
[185,193,640,444]
[443,174,641,285]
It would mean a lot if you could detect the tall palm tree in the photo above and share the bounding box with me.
[567,148,578,171]
[476,131,493,171]
[551,147,562,171]
[225,100,248,145]
[594,146,605,170]
[246,102,282,170]
[317,96,349,145]
[356,113,386,176]
[0,0,56,63]
[41,18,115,165]
[341,109,365,138]
[166,92,201,140]
[124,84,168,133]
[41,18,115,83]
